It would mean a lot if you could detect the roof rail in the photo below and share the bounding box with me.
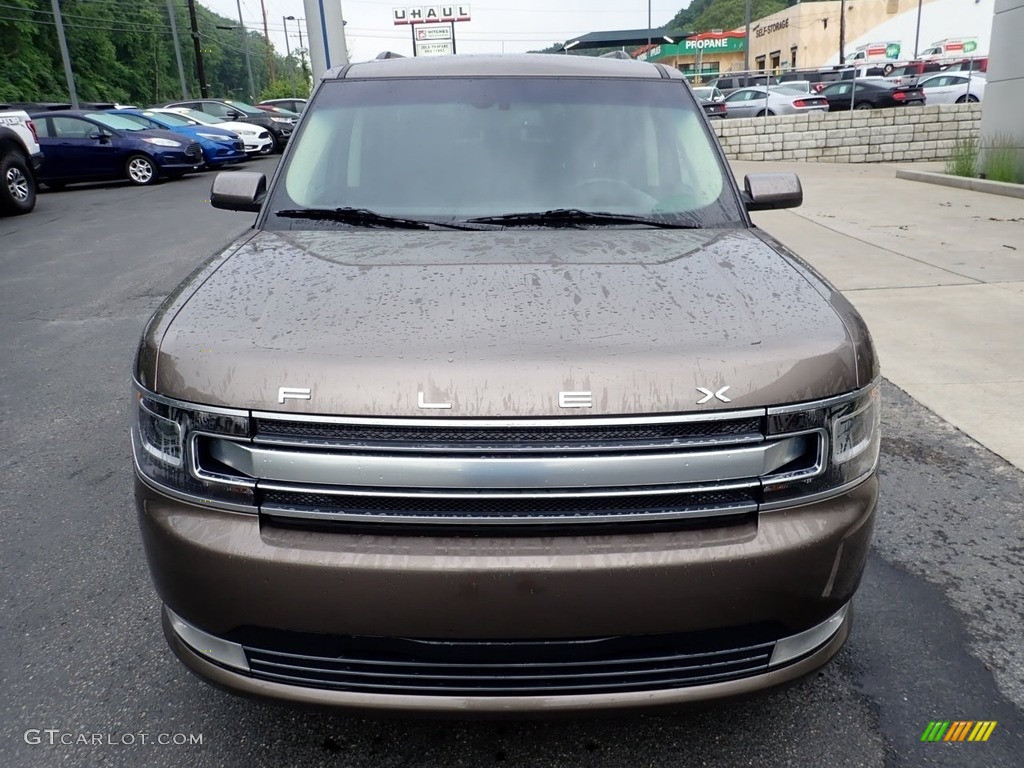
[600,51,632,60]
[375,51,405,60]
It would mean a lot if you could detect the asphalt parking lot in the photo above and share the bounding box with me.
[1,159,1022,767]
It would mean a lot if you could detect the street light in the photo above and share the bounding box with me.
[282,15,294,58]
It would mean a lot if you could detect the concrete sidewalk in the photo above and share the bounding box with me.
[731,160,1024,471]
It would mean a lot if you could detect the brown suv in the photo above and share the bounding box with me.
[132,53,880,713]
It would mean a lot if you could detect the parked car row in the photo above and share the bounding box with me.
[708,72,987,118]
[0,96,305,213]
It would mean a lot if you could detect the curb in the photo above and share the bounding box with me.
[894,169,1024,199]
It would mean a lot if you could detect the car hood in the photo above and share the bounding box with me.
[146,228,859,416]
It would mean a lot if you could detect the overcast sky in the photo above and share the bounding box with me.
[201,0,687,59]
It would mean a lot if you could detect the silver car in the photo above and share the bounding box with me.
[724,86,829,118]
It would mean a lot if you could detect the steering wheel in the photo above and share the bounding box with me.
[568,178,659,207]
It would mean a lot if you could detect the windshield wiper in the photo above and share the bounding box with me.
[466,209,702,229]
[275,207,481,230]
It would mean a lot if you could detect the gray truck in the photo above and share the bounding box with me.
[132,53,880,714]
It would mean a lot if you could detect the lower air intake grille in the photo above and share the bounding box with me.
[240,627,778,696]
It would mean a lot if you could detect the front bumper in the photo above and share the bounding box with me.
[136,475,876,711]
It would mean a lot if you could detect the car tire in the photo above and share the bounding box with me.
[882,63,895,76]
[955,94,979,103]
[268,132,281,154]
[125,154,159,186]
[854,102,873,110]
[0,152,37,215]
[755,109,775,117]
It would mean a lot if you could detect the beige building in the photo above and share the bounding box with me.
[641,0,948,75]
[743,0,945,73]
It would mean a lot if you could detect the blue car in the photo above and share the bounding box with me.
[28,110,203,187]
[107,109,246,169]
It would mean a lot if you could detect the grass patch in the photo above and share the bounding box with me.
[980,134,1022,184]
[945,136,978,178]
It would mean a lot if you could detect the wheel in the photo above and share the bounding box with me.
[882,63,895,76]
[268,132,281,154]
[125,154,158,185]
[0,152,37,215]
[955,94,979,103]
[854,102,873,110]
[755,109,775,117]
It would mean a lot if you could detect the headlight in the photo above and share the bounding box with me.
[761,383,880,508]
[196,132,227,140]
[132,384,255,511]
[270,117,293,124]
[236,129,255,136]
[142,137,182,147]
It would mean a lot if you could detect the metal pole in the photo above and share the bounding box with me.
[167,0,189,99]
[50,0,78,108]
[839,1,846,64]
[913,0,923,58]
[186,0,209,98]
[236,0,256,101]
[283,16,292,58]
[260,0,274,82]
[451,21,456,54]
[647,0,651,46]
[743,0,752,73]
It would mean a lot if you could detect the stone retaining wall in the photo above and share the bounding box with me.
[710,103,982,163]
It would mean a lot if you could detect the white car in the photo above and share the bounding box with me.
[0,108,42,215]
[150,108,275,155]
[915,73,985,104]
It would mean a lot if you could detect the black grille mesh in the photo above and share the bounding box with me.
[240,627,777,696]
[184,142,202,159]
[261,487,755,518]
[255,417,763,447]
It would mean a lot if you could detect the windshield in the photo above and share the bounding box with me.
[223,100,264,115]
[145,110,188,126]
[114,113,162,130]
[169,108,222,125]
[92,113,149,131]
[268,77,742,229]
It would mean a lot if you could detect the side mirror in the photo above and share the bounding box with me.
[227,110,244,119]
[88,131,110,143]
[742,173,803,211]
[210,171,267,212]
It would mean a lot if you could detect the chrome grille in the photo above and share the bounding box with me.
[198,411,821,530]
[240,627,777,696]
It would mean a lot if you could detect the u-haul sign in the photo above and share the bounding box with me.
[394,5,471,24]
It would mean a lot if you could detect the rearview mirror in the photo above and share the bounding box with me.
[210,171,267,212]
[742,173,803,211]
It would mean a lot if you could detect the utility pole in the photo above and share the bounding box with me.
[913,0,924,58]
[50,0,79,108]
[167,0,189,99]
[235,0,257,101]
[743,0,752,73]
[260,0,275,82]
[186,0,209,97]
[839,0,846,64]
